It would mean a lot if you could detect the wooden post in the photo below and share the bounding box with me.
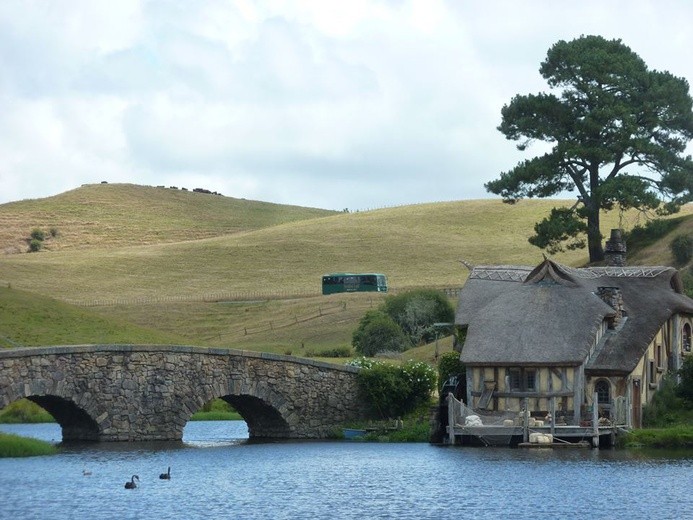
[550,396,556,437]
[592,391,599,448]
[523,397,529,444]
[447,392,456,445]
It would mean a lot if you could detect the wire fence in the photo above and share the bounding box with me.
[3,275,461,309]
[60,287,461,307]
[206,299,359,340]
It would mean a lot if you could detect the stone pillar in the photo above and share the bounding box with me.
[605,229,627,267]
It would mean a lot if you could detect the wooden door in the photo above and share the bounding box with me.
[632,379,642,428]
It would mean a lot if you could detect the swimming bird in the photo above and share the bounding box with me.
[83,469,92,476]
[159,467,171,480]
[124,475,139,489]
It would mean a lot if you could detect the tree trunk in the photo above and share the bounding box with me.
[586,203,604,263]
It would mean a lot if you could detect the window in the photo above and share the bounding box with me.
[595,380,610,404]
[684,324,692,353]
[656,344,663,369]
[508,369,521,391]
[648,359,656,386]
[525,370,536,391]
[507,368,536,392]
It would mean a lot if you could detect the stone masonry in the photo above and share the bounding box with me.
[0,345,368,442]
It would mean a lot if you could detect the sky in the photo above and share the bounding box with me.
[1,1,692,212]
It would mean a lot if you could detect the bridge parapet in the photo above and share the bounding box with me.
[0,344,367,442]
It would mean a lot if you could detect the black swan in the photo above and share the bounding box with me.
[124,475,139,489]
[159,467,171,480]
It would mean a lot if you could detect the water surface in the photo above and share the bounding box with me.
[1,422,691,519]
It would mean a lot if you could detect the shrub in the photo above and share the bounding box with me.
[678,355,693,402]
[383,289,455,345]
[28,239,43,252]
[400,360,437,410]
[305,346,353,358]
[643,374,684,427]
[437,351,465,388]
[353,359,436,419]
[30,228,46,241]
[352,310,388,352]
[49,227,59,238]
[353,313,408,357]
[623,218,682,254]
[670,234,693,266]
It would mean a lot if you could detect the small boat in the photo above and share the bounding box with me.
[342,428,367,439]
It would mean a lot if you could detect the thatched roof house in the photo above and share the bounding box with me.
[454,233,693,428]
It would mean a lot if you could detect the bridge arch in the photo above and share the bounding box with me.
[0,345,368,442]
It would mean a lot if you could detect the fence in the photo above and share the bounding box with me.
[206,300,358,340]
[60,286,462,307]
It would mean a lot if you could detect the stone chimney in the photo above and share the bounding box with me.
[597,286,624,328]
[604,229,626,267]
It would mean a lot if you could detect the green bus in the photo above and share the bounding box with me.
[321,273,388,295]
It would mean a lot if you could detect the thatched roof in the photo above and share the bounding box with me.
[456,258,693,375]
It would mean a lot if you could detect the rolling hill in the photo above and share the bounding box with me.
[0,183,336,253]
[1,183,691,357]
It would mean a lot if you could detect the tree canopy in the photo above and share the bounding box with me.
[486,35,693,262]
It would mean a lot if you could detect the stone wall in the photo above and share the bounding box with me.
[0,345,368,441]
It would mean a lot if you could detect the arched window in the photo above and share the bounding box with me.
[683,323,692,353]
[595,380,610,405]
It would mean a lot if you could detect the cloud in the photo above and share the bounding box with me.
[0,0,691,210]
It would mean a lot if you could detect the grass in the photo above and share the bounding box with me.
[0,432,58,457]
[0,182,335,254]
[0,285,188,347]
[620,426,693,449]
[189,411,243,421]
[0,399,55,423]
[342,406,434,442]
[5,192,692,304]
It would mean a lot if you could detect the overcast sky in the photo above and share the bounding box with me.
[1,1,692,211]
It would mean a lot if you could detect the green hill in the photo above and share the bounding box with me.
[0,285,186,348]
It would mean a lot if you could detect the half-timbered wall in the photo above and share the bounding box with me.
[466,365,578,417]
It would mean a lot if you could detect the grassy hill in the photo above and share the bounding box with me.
[5,192,690,304]
[0,285,187,348]
[0,183,336,253]
[1,183,691,361]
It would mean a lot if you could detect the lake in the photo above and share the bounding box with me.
[1,421,691,519]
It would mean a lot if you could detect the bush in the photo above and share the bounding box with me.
[353,313,408,357]
[28,239,43,252]
[438,351,465,388]
[678,355,693,402]
[623,218,682,254]
[354,359,436,419]
[305,346,353,358]
[30,228,46,241]
[383,289,455,345]
[670,235,693,266]
[352,310,387,352]
[643,374,684,427]
[352,289,455,357]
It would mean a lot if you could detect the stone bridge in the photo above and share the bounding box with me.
[0,345,369,442]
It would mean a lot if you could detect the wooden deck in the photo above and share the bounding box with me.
[447,424,617,447]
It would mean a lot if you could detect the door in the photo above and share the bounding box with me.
[632,379,642,428]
